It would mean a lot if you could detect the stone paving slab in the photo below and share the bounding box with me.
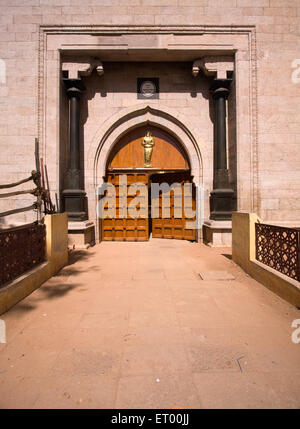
[0,239,299,409]
[199,271,235,281]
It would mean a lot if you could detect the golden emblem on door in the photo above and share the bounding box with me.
[141,131,155,167]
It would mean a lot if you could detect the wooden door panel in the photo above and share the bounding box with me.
[151,172,196,241]
[101,172,149,242]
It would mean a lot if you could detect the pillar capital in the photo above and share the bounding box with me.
[210,78,232,100]
[63,78,86,99]
[62,57,104,79]
[192,56,234,79]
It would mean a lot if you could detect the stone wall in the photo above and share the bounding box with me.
[0,0,299,227]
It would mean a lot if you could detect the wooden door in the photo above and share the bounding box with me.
[151,172,196,241]
[101,172,149,241]
[102,125,194,242]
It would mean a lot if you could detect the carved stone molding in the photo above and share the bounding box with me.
[62,57,104,79]
[192,56,234,79]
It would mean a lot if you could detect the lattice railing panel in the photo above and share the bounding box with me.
[255,223,300,281]
[0,223,46,287]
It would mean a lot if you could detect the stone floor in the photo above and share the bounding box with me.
[0,239,299,409]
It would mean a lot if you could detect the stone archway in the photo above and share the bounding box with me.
[86,105,204,242]
[87,104,203,188]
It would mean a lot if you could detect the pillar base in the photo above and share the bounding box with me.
[210,188,234,221]
[203,220,232,247]
[68,220,95,249]
[62,188,87,221]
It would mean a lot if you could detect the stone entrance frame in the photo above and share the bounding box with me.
[38,25,258,244]
[88,105,203,242]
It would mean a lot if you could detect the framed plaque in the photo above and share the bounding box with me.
[137,78,159,99]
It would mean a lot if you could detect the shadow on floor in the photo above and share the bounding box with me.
[3,280,84,316]
[222,253,232,260]
[2,249,98,317]
[68,249,96,265]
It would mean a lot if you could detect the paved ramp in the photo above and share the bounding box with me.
[0,240,299,408]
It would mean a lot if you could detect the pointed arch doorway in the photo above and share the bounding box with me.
[101,125,196,242]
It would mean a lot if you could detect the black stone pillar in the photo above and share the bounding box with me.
[62,78,87,221]
[210,78,234,220]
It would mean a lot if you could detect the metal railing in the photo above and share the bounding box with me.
[255,222,300,282]
[0,222,46,287]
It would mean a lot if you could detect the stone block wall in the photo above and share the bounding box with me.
[0,0,299,226]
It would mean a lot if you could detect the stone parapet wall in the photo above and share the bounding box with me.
[232,211,300,308]
[0,213,68,315]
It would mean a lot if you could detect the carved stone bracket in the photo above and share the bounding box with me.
[62,57,104,79]
[192,56,234,79]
